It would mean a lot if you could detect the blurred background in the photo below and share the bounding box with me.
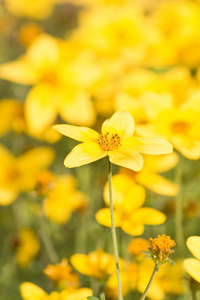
[0,0,200,299]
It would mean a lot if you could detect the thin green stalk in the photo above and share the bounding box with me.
[139,263,159,300]
[40,213,59,264]
[107,159,123,300]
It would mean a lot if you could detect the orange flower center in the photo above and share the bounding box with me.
[149,234,176,262]
[171,121,190,134]
[97,133,121,151]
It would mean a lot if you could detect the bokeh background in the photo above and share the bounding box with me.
[0,0,200,299]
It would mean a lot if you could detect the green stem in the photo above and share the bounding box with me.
[139,263,159,300]
[40,213,59,264]
[107,159,123,300]
[175,155,184,258]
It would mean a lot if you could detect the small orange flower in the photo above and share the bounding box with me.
[149,234,176,265]
[44,258,80,290]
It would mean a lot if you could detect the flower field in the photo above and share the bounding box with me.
[0,1,200,299]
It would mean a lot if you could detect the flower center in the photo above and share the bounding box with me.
[171,121,190,134]
[97,133,121,151]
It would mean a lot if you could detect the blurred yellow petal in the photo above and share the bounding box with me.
[121,219,144,236]
[102,111,135,138]
[186,236,200,260]
[109,146,143,171]
[25,83,58,135]
[136,171,178,196]
[131,208,166,225]
[0,60,39,85]
[183,258,200,283]
[141,92,173,120]
[123,137,173,155]
[18,147,55,172]
[20,282,48,300]
[0,188,18,206]
[26,34,59,68]
[52,125,99,142]
[64,142,106,168]
[172,137,200,160]
[59,91,96,127]
[143,153,179,173]
[95,208,121,227]
[65,288,93,300]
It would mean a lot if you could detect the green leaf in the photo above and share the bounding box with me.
[100,292,106,300]
[87,297,99,300]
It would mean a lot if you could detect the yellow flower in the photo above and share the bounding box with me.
[128,238,150,260]
[70,248,125,280]
[11,228,40,267]
[183,236,200,283]
[53,111,172,170]
[136,91,200,159]
[0,34,96,137]
[120,152,178,196]
[0,145,54,205]
[96,174,166,236]
[43,258,80,290]
[43,174,88,224]
[149,234,176,265]
[20,282,93,300]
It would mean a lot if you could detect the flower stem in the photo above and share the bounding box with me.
[107,158,123,300]
[139,263,159,300]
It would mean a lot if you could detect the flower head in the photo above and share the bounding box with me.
[149,234,176,265]
[53,111,173,171]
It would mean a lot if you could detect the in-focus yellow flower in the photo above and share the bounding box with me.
[96,174,166,236]
[71,248,125,280]
[43,174,88,224]
[0,145,54,205]
[120,152,178,196]
[20,282,93,300]
[136,92,200,159]
[53,111,172,170]
[183,236,200,283]
[11,228,40,267]
[44,258,80,290]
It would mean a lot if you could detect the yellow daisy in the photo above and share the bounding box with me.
[53,111,173,171]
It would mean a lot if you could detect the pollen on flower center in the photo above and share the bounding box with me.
[149,234,176,263]
[97,133,121,151]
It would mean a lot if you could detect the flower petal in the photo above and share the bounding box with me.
[186,236,200,260]
[123,137,173,155]
[25,83,57,135]
[20,282,48,300]
[121,219,145,236]
[136,170,178,196]
[64,142,106,168]
[95,208,121,227]
[131,208,166,225]
[102,111,135,138]
[0,60,39,85]
[53,125,99,142]
[108,146,143,171]
[183,258,200,283]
